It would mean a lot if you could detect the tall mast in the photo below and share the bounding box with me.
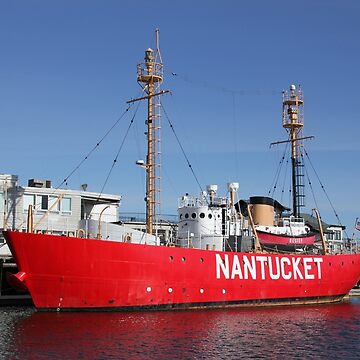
[282,84,305,217]
[137,37,163,235]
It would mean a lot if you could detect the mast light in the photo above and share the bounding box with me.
[145,48,154,63]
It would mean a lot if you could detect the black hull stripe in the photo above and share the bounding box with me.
[39,294,347,312]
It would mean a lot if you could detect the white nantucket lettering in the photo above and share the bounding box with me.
[313,258,323,279]
[256,256,268,280]
[216,253,229,279]
[231,255,243,279]
[243,255,256,280]
[303,258,315,279]
[268,256,280,280]
[292,257,303,280]
[215,254,323,282]
[280,257,292,280]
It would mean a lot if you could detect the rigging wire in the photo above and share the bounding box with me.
[96,101,141,201]
[268,141,289,198]
[170,72,281,97]
[160,103,204,194]
[302,153,320,212]
[15,103,135,231]
[304,149,349,237]
[161,101,229,239]
[56,104,133,190]
[280,157,290,206]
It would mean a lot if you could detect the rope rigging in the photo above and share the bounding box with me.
[304,149,348,237]
[15,101,138,230]
[160,102,204,195]
[96,101,141,202]
[280,156,290,205]
[56,103,134,190]
[268,141,289,199]
[270,142,348,236]
[170,72,281,97]
[302,153,320,213]
[268,139,348,237]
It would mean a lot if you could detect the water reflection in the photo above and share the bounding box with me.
[3,299,360,359]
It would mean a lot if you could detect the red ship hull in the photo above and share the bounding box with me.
[257,230,316,246]
[4,230,360,311]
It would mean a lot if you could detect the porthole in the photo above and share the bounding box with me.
[146,287,152,292]
[168,287,173,293]
[180,214,183,219]
[222,289,226,294]
[169,256,174,262]
[200,213,205,219]
[208,214,212,219]
[200,288,204,294]
[200,257,204,263]
[185,213,189,219]
[182,256,186,262]
[217,214,220,218]
[191,213,196,219]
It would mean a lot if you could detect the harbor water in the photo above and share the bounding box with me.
[1,299,360,359]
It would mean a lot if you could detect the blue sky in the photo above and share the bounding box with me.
[1,1,360,234]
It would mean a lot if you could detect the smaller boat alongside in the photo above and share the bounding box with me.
[248,196,316,251]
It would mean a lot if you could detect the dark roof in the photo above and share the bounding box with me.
[236,197,290,216]
[301,213,345,233]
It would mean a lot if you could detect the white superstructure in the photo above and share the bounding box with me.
[177,183,248,251]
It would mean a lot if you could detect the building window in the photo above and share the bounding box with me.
[37,195,48,210]
[61,197,72,213]
[23,194,35,211]
[49,196,61,212]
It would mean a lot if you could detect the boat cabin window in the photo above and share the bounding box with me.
[191,213,196,219]
[200,213,205,218]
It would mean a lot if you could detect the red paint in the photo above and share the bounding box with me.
[6,271,27,291]
[257,230,316,246]
[4,230,360,310]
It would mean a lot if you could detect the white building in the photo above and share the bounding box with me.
[325,225,345,254]
[0,174,121,259]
